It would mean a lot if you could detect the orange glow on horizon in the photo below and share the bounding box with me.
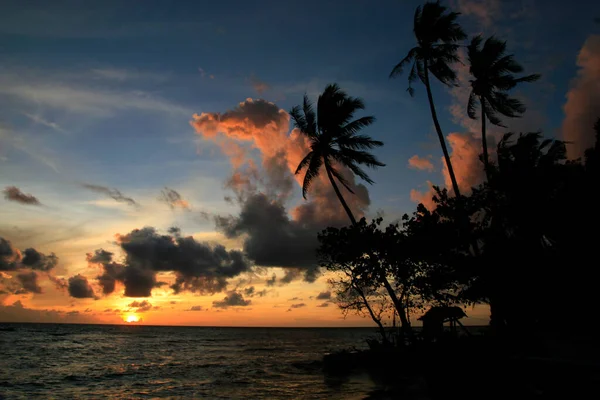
[125,314,140,323]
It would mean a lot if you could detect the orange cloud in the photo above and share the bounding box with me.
[443,133,485,194]
[562,35,600,160]
[408,155,435,172]
[409,181,436,211]
[191,99,370,227]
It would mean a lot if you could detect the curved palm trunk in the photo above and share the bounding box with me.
[423,59,462,197]
[325,164,357,226]
[480,97,492,182]
[325,163,413,341]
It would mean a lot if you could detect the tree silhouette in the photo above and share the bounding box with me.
[467,35,540,180]
[390,1,466,197]
[290,83,385,225]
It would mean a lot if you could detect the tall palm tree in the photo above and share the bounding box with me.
[390,1,466,197]
[291,84,416,341]
[467,35,541,181]
[289,83,384,226]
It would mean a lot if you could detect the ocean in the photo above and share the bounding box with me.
[0,323,382,399]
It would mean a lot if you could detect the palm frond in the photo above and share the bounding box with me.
[303,95,317,135]
[337,148,386,169]
[336,133,383,150]
[295,151,314,175]
[301,152,323,199]
[467,91,478,120]
[390,47,418,78]
[289,105,308,133]
[326,162,355,194]
[338,116,376,137]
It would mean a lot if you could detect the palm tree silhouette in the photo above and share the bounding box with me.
[291,84,416,339]
[290,83,384,225]
[390,1,466,197]
[467,35,541,181]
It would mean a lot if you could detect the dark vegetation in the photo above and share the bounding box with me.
[289,1,600,398]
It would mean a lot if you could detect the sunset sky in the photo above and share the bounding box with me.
[1,0,598,326]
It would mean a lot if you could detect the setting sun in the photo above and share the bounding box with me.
[125,315,140,323]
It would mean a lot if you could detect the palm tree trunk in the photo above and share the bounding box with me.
[325,163,413,341]
[423,59,462,197]
[480,97,492,182]
[325,164,357,225]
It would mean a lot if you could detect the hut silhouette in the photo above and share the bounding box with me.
[418,306,469,341]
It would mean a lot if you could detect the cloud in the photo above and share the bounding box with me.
[316,291,331,300]
[191,98,375,281]
[159,187,191,210]
[443,133,486,194]
[290,303,306,309]
[249,75,270,94]
[317,302,330,308]
[216,193,319,279]
[408,155,435,172]
[0,237,22,271]
[87,249,125,295]
[21,248,58,271]
[409,181,437,211]
[82,184,138,207]
[85,228,251,298]
[17,271,42,293]
[22,113,64,132]
[242,286,267,297]
[191,98,371,227]
[68,275,95,299]
[128,300,152,312]
[91,68,169,82]
[0,75,191,117]
[3,186,41,206]
[188,305,204,311]
[454,0,501,28]
[212,291,251,308]
[0,236,58,275]
[562,35,600,159]
[0,300,97,324]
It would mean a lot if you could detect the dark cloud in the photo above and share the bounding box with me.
[188,305,203,311]
[128,300,152,312]
[82,183,138,207]
[216,193,319,280]
[212,291,251,308]
[159,187,191,210]
[244,286,268,298]
[0,237,21,271]
[317,302,330,308]
[17,271,42,293]
[265,274,276,286]
[87,249,126,295]
[68,274,95,299]
[21,248,58,271]
[85,227,251,298]
[3,186,41,206]
[290,303,306,309]
[288,297,302,301]
[316,291,331,300]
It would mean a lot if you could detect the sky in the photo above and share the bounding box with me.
[1,0,599,327]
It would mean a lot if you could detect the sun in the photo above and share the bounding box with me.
[125,314,140,323]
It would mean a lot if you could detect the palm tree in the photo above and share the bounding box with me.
[289,83,384,225]
[390,1,466,197]
[291,84,415,342]
[467,35,541,181]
